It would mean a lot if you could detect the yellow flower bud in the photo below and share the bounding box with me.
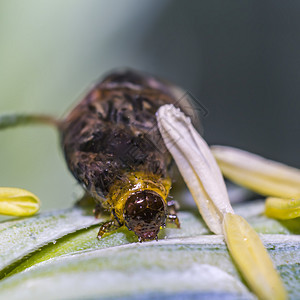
[265,197,300,220]
[0,187,40,216]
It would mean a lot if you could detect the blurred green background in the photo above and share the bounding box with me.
[1,0,299,211]
[0,0,172,211]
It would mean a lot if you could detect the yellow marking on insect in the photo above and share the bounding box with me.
[223,213,287,300]
[265,197,300,220]
[0,187,40,216]
[107,171,171,223]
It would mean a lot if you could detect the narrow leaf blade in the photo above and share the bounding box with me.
[0,206,104,271]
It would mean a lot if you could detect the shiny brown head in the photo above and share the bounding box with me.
[124,190,167,242]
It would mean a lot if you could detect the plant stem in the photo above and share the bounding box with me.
[0,113,60,130]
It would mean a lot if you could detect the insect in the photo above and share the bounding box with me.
[60,69,188,242]
[1,69,196,242]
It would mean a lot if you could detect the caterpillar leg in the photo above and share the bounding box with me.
[97,220,120,239]
[167,199,180,228]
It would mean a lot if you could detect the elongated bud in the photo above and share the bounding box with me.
[223,213,287,300]
[156,104,233,234]
[265,197,300,220]
[211,145,300,199]
[0,187,40,216]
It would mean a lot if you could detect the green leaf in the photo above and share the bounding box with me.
[0,240,253,300]
[0,206,104,274]
[0,200,299,299]
[5,211,210,277]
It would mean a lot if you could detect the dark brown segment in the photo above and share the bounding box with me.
[60,70,177,200]
[124,190,166,241]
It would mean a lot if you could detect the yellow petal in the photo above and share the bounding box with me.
[265,197,300,220]
[211,145,300,199]
[0,187,40,216]
[223,213,287,300]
